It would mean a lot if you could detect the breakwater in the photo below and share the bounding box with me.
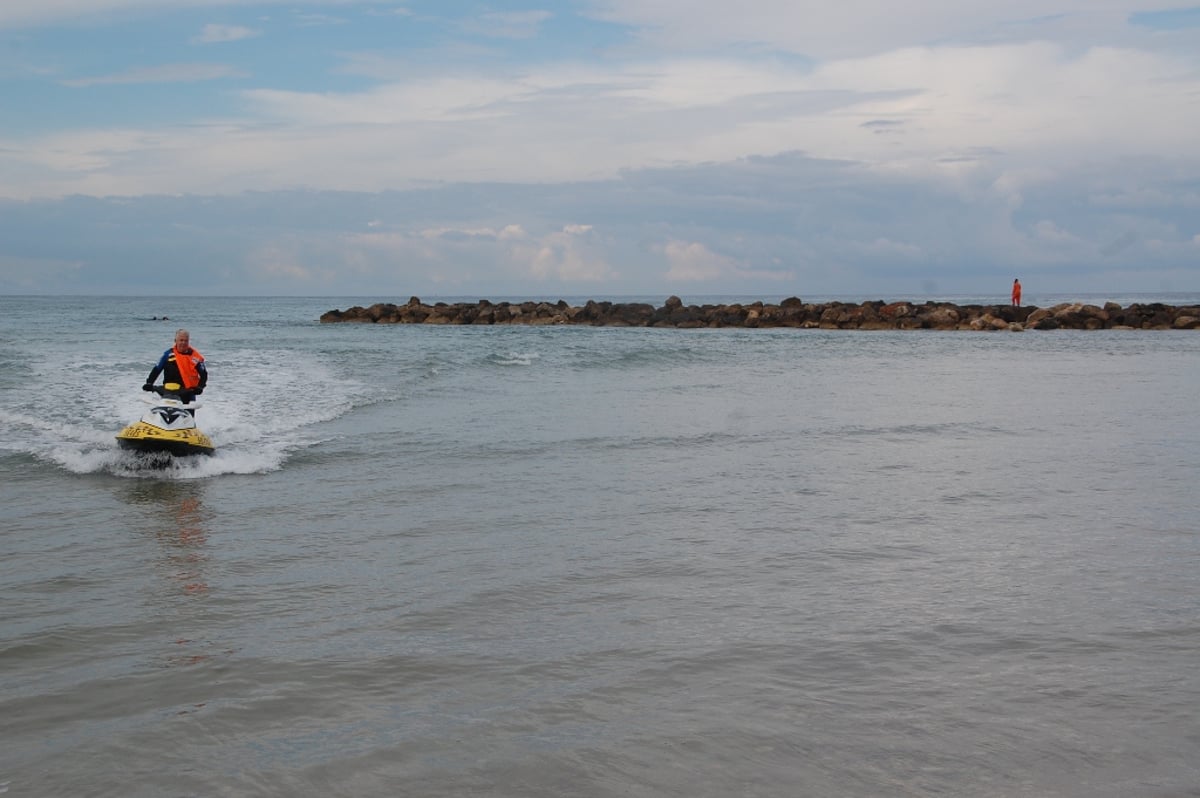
[320,296,1200,330]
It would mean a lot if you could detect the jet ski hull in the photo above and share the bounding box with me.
[116,422,215,456]
[115,392,215,457]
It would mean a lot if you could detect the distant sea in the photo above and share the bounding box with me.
[316,291,1200,309]
[2,294,1199,797]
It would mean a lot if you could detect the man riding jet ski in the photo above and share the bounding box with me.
[115,328,214,456]
[144,328,207,401]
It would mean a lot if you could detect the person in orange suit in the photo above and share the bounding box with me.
[1011,278,1022,307]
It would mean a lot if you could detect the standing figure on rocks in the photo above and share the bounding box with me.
[1011,279,1022,307]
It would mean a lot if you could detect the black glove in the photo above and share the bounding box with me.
[193,387,203,395]
[142,383,155,392]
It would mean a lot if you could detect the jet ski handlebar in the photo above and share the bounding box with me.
[141,385,203,407]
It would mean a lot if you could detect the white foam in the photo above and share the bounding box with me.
[492,351,539,367]
[1,345,369,479]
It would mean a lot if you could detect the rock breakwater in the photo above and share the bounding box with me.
[320,296,1200,331]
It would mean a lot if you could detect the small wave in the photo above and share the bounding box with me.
[566,342,724,371]
[488,351,539,367]
[831,421,995,439]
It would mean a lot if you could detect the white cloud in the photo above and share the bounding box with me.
[61,63,247,87]
[461,10,553,39]
[1091,187,1200,209]
[525,225,615,282]
[329,223,617,287]
[583,0,1199,57]
[857,238,924,258]
[0,0,266,29]
[2,0,1199,295]
[247,242,320,281]
[663,240,738,281]
[0,0,1192,46]
[418,225,506,240]
[1034,220,1080,244]
[293,12,348,27]
[3,38,1189,200]
[193,24,259,44]
[661,239,796,283]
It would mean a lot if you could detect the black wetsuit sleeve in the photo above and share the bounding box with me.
[145,349,169,386]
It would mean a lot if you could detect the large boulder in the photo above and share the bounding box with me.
[1173,315,1200,330]
[923,306,960,329]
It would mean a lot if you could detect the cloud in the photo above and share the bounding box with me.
[663,240,739,281]
[661,238,797,283]
[192,24,259,44]
[330,222,618,288]
[366,7,413,18]
[1099,230,1139,256]
[0,254,83,288]
[460,10,553,40]
[861,119,906,134]
[583,0,1200,57]
[246,241,321,281]
[60,63,247,87]
[856,238,924,258]
[1033,220,1081,245]
[1090,187,1200,209]
[2,1,1199,295]
[0,1,273,29]
[4,39,1189,200]
[2,155,1197,297]
[293,12,348,28]
[524,225,617,282]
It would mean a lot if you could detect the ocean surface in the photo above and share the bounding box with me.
[2,293,1199,798]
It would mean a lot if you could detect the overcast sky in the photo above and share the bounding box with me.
[2,0,1199,297]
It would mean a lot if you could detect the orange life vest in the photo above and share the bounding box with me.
[173,346,205,389]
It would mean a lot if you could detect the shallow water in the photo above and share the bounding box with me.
[2,296,1199,796]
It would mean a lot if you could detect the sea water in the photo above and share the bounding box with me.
[1,294,1199,797]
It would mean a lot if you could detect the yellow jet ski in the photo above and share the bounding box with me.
[116,382,215,457]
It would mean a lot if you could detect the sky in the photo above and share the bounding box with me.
[1,1,1199,298]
